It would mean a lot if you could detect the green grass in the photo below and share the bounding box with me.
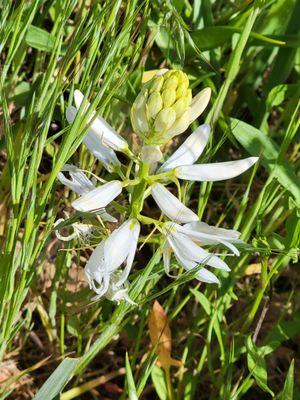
[0,0,299,399]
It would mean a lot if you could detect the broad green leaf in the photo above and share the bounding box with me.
[230,118,300,207]
[246,336,274,396]
[33,358,80,400]
[125,353,138,400]
[26,26,56,52]
[151,365,168,400]
[275,360,294,400]
[190,288,211,315]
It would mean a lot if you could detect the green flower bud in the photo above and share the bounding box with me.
[161,88,176,107]
[130,69,210,145]
[147,92,163,118]
[149,76,164,93]
[154,108,176,132]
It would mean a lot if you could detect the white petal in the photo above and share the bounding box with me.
[115,220,140,287]
[184,221,240,240]
[166,235,218,283]
[104,219,139,274]
[66,105,77,124]
[169,231,230,271]
[162,242,172,275]
[72,180,122,212]
[159,124,210,172]
[73,90,128,152]
[195,268,220,284]
[177,224,240,256]
[84,241,106,285]
[97,210,117,223]
[57,165,94,195]
[176,157,259,181]
[151,183,198,223]
[189,87,211,123]
[66,106,120,172]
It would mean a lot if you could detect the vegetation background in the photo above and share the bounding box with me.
[0,0,299,399]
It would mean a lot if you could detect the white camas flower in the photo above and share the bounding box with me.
[162,221,241,284]
[158,123,259,181]
[57,164,118,221]
[84,219,140,301]
[54,218,94,242]
[66,89,130,172]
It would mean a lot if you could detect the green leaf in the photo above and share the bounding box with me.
[191,26,286,52]
[190,289,211,315]
[246,336,274,396]
[125,353,138,400]
[25,25,56,52]
[262,310,300,355]
[230,118,300,207]
[33,358,80,400]
[275,360,294,400]
[151,365,167,400]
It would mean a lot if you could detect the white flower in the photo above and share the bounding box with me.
[54,218,94,242]
[57,164,118,221]
[159,123,258,181]
[162,221,240,284]
[67,89,129,153]
[151,183,199,224]
[58,164,95,195]
[66,106,121,173]
[84,219,140,301]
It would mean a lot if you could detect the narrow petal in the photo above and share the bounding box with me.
[177,224,240,256]
[151,183,198,223]
[167,236,219,283]
[159,124,210,172]
[170,231,230,271]
[162,242,172,276]
[189,87,211,123]
[66,106,120,172]
[176,157,259,181]
[115,220,140,287]
[72,180,122,212]
[57,165,94,195]
[184,221,240,240]
[196,268,220,284]
[74,90,128,152]
[104,219,139,274]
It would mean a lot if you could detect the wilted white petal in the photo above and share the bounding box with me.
[176,157,259,181]
[159,124,210,172]
[72,180,122,212]
[151,183,198,223]
[189,87,211,123]
[73,90,128,152]
[141,145,163,163]
[58,164,95,195]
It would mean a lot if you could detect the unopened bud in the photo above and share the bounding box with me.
[130,69,211,145]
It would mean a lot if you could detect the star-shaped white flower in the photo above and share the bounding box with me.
[84,219,140,301]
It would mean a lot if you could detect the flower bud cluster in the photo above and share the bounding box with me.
[131,70,193,145]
